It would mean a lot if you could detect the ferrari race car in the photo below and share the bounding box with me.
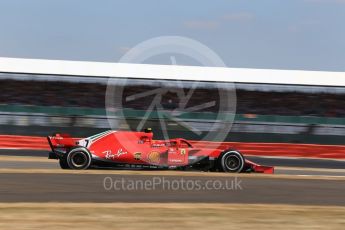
[47,129,274,173]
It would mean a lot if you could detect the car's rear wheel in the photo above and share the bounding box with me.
[59,155,70,169]
[65,147,92,170]
[218,150,245,173]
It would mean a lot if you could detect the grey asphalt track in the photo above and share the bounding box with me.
[1,149,345,205]
[0,172,344,205]
[0,149,47,157]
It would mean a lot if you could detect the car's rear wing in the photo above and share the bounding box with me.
[47,133,76,149]
[47,134,78,159]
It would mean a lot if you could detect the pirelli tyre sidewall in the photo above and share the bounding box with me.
[66,147,92,170]
[59,156,70,169]
[219,150,245,173]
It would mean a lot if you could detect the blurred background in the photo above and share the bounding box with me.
[0,72,344,145]
[1,0,344,145]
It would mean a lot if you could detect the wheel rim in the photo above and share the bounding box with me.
[224,154,241,171]
[71,152,88,168]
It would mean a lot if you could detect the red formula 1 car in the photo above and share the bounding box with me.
[47,129,274,173]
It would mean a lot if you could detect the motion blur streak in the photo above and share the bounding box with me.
[1,135,345,159]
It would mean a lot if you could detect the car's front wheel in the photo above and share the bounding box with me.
[218,150,245,173]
